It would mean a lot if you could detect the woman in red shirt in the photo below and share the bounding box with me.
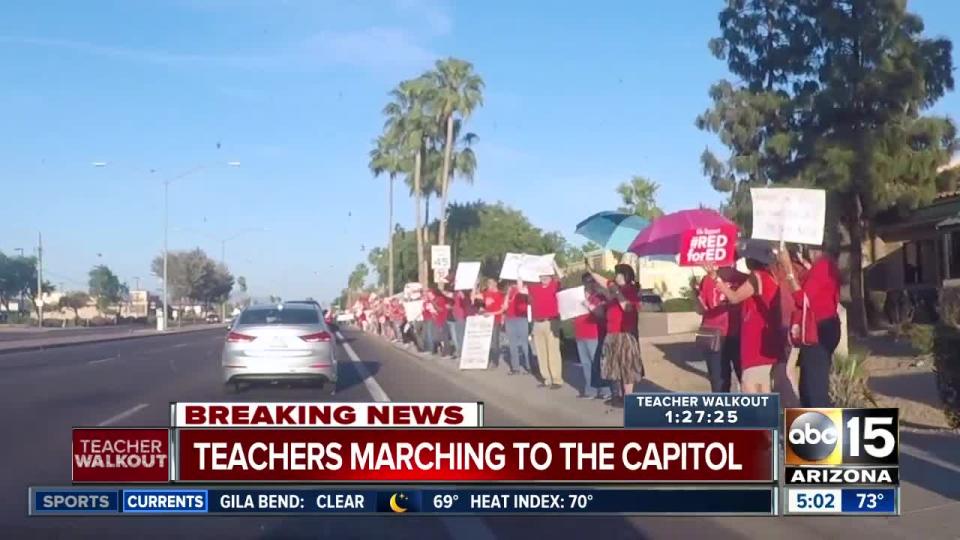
[779,246,841,407]
[501,279,531,374]
[697,266,748,392]
[708,241,782,394]
[589,263,643,407]
[574,273,611,400]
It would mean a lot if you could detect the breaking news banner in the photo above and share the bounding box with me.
[624,393,781,429]
[173,428,773,483]
[171,402,484,428]
[28,486,778,516]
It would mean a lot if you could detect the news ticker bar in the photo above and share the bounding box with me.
[785,488,899,515]
[30,486,778,516]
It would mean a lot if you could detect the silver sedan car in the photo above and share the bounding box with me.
[222,303,337,392]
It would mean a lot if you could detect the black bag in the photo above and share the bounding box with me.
[695,325,722,353]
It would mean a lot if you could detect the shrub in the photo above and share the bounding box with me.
[662,298,695,312]
[829,347,878,409]
[88,316,115,327]
[905,323,935,356]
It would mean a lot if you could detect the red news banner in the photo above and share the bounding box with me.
[679,225,737,267]
[176,428,772,483]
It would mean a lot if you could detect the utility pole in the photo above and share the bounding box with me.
[161,179,169,331]
[37,232,43,328]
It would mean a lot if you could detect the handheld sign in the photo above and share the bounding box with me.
[458,315,495,370]
[431,245,452,271]
[454,262,482,291]
[751,188,825,246]
[557,286,589,320]
[679,226,737,267]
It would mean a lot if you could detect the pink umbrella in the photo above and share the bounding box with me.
[628,209,737,256]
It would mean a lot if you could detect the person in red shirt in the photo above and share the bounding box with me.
[574,273,611,400]
[697,265,748,392]
[588,263,644,407]
[501,279,531,374]
[709,240,783,394]
[421,289,438,353]
[779,245,841,407]
[522,260,565,388]
[477,278,505,368]
[431,285,452,357]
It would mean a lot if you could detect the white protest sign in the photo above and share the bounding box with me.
[519,254,556,282]
[458,314,494,370]
[557,286,590,321]
[431,245,452,270]
[499,253,525,281]
[402,301,423,321]
[454,262,482,291]
[751,188,826,245]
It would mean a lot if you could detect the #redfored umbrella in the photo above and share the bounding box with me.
[627,209,737,256]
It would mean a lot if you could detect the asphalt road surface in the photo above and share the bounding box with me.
[1,328,958,539]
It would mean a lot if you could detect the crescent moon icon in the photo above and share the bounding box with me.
[389,493,407,513]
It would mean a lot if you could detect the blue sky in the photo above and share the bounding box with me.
[1,0,958,302]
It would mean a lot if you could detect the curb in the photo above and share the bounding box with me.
[0,325,225,355]
[378,336,625,425]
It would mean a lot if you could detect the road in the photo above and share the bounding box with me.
[1,328,957,539]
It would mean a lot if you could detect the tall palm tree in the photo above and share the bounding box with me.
[369,135,404,295]
[428,58,484,246]
[383,76,434,286]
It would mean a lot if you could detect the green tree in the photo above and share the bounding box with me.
[347,263,369,291]
[151,248,233,306]
[699,0,956,335]
[0,253,53,315]
[616,176,664,219]
[59,291,91,323]
[426,58,485,247]
[88,265,126,314]
[237,276,247,293]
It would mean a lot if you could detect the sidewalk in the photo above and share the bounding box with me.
[0,324,223,354]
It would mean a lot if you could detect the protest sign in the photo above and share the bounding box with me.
[431,245,452,271]
[458,315,494,370]
[750,188,825,245]
[454,262,482,291]
[519,254,555,282]
[557,286,589,320]
[499,253,525,281]
[402,301,423,322]
[678,225,737,267]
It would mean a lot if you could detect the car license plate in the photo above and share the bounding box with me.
[270,338,287,348]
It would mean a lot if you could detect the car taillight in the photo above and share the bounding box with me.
[226,331,256,343]
[300,331,332,343]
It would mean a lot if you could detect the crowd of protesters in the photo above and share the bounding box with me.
[341,238,842,410]
[697,239,841,408]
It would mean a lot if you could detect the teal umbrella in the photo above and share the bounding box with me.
[575,211,650,252]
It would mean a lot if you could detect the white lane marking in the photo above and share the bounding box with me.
[98,403,149,426]
[901,442,960,474]
[334,331,496,540]
[336,331,388,402]
[87,356,116,365]
[171,343,189,349]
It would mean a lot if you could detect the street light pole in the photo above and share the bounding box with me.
[162,179,169,331]
[37,232,43,328]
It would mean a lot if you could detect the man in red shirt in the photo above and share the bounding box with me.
[574,274,611,399]
[523,259,565,388]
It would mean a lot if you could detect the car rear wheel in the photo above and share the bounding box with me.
[226,380,243,394]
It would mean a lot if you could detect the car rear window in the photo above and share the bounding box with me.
[238,308,320,325]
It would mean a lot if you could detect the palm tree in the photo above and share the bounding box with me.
[428,58,484,246]
[616,176,664,220]
[369,135,404,295]
[382,76,434,286]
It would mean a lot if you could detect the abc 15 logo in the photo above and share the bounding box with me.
[784,408,899,466]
